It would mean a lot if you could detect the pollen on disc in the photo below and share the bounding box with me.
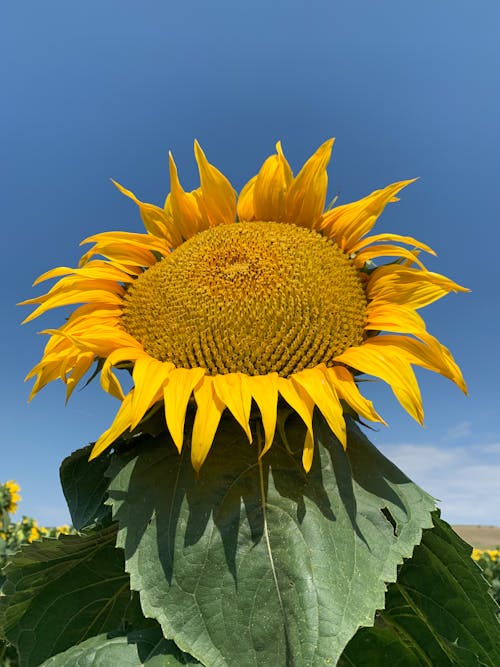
[121,221,367,376]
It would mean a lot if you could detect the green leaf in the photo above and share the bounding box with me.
[59,444,112,530]
[0,525,148,667]
[107,412,436,666]
[0,637,18,667]
[40,627,199,666]
[339,514,500,666]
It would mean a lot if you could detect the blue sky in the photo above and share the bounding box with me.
[2,1,499,526]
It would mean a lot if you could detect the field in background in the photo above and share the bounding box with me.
[453,525,500,549]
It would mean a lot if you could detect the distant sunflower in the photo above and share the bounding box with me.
[21,140,467,471]
[4,481,21,514]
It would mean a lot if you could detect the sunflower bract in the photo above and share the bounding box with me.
[20,139,468,471]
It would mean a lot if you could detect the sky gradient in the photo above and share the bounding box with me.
[2,1,499,526]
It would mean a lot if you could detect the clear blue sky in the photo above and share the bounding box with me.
[2,1,499,526]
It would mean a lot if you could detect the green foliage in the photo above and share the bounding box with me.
[1,416,499,666]
[0,525,150,666]
[106,412,436,666]
[0,480,76,666]
[59,444,113,531]
[40,628,199,666]
[339,515,500,666]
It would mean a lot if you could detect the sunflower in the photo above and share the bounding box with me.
[21,140,467,471]
[4,480,22,514]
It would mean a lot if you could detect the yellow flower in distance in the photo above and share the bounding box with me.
[21,140,467,471]
[4,480,22,514]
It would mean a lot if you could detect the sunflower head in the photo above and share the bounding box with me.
[2,480,22,514]
[21,139,468,471]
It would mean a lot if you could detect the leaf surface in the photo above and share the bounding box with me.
[60,444,112,530]
[40,628,199,666]
[0,525,146,666]
[107,412,436,666]
[340,514,500,666]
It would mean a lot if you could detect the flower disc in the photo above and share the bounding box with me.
[121,221,367,376]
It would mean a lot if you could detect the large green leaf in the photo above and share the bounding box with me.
[107,412,436,666]
[59,444,113,530]
[0,525,147,667]
[339,514,500,666]
[40,627,199,666]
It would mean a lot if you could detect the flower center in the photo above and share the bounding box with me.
[121,222,367,376]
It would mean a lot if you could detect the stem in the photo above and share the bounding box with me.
[256,424,287,626]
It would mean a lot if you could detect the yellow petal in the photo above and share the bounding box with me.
[164,367,205,453]
[247,373,278,456]
[365,303,428,338]
[320,179,416,251]
[277,377,315,471]
[253,141,294,222]
[324,365,385,424]
[168,152,206,240]
[213,373,252,442]
[371,334,467,394]
[44,325,140,357]
[64,351,95,402]
[367,265,469,310]
[90,391,134,459]
[21,288,124,324]
[237,175,257,221]
[194,141,237,227]
[353,244,427,271]
[112,179,182,245]
[65,303,121,328]
[285,139,334,229]
[191,376,225,471]
[349,233,436,256]
[291,366,346,448]
[33,263,134,286]
[100,347,146,400]
[80,242,159,268]
[336,342,424,424]
[81,230,172,255]
[130,357,174,429]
